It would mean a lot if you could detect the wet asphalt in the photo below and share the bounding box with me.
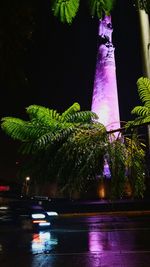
[0,214,150,267]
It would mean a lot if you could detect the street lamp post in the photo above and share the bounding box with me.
[25,176,30,196]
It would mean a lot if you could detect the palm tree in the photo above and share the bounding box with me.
[1,102,146,198]
[91,14,120,133]
[51,1,150,174]
[1,102,108,196]
[50,1,150,133]
[1,102,103,151]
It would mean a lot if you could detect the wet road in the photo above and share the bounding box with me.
[0,214,150,267]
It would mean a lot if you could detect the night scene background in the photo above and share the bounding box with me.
[0,0,143,181]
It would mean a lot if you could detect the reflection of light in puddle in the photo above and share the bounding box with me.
[89,232,103,252]
[89,231,119,252]
[0,244,2,253]
[31,231,58,254]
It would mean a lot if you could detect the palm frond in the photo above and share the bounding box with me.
[64,111,98,123]
[33,126,76,151]
[26,105,60,121]
[61,102,80,121]
[131,106,150,117]
[88,0,115,18]
[19,142,34,155]
[126,116,150,128]
[33,132,56,150]
[1,117,32,141]
[133,115,150,125]
[51,0,80,24]
[127,77,150,128]
[1,117,51,141]
[137,77,150,107]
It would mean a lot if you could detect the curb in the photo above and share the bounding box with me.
[58,210,150,217]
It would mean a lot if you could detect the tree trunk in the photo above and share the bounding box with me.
[91,16,120,134]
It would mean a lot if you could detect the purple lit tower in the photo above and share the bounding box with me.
[91,16,120,132]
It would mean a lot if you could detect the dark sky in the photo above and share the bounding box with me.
[0,0,143,181]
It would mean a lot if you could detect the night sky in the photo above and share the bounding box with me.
[0,1,144,181]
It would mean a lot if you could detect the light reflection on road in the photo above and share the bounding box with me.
[88,232,104,252]
[88,231,121,252]
[1,215,150,267]
[31,231,58,255]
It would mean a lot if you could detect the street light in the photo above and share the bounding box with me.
[26,176,30,182]
[25,176,30,196]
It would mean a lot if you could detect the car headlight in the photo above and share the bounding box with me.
[46,211,58,216]
[39,222,51,226]
[31,213,46,219]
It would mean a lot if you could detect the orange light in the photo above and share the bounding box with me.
[98,185,105,199]
[32,220,47,224]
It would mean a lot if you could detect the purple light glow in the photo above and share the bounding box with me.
[103,159,111,178]
[88,232,103,252]
[88,231,118,252]
[91,16,120,132]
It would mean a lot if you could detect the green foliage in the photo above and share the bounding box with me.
[51,0,80,24]
[50,0,116,24]
[126,77,150,127]
[1,103,98,153]
[124,134,146,198]
[132,106,149,117]
[1,102,147,199]
[137,77,150,106]
[104,131,146,199]
[26,105,61,122]
[106,138,127,199]
[88,0,116,18]
[1,117,39,142]
[1,102,108,196]
[61,102,80,119]
[55,125,107,195]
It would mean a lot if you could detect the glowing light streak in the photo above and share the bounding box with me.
[47,211,58,216]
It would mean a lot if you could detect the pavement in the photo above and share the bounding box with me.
[1,198,150,267]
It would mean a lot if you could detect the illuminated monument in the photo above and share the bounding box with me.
[91,16,120,132]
